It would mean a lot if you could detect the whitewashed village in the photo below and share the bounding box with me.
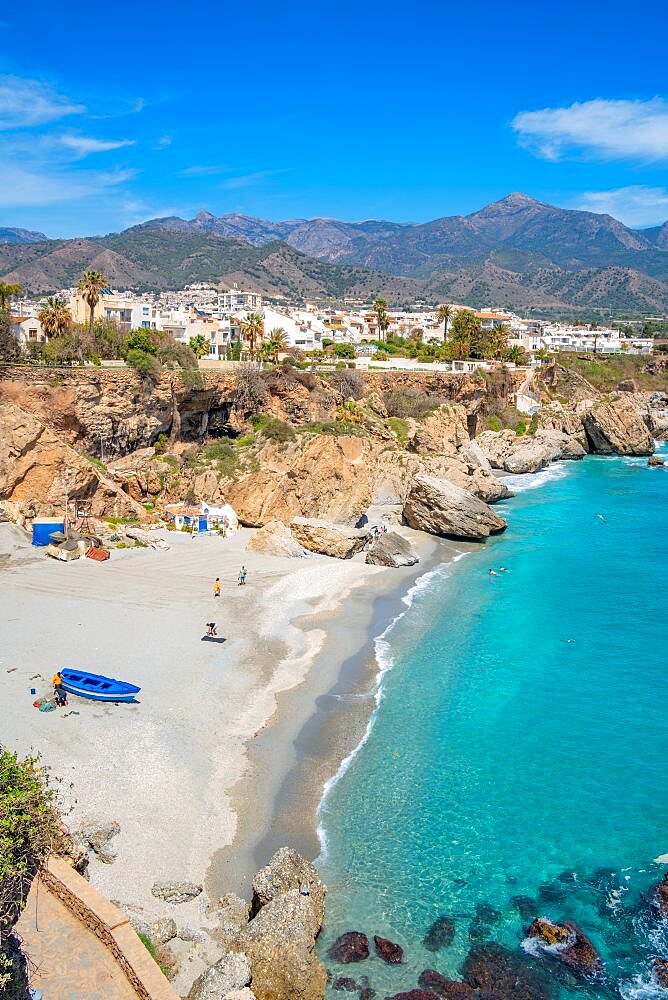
[10,282,657,367]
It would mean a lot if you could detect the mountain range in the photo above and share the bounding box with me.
[2,194,668,315]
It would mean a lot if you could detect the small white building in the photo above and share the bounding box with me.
[164,501,239,533]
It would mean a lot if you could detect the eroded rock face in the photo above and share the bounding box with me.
[403,475,507,540]
[579,395,654,456]
[526,918,602,977]
[374,935,403,964]
[251,846,326,926]
[462,943,552,1000]
[476,429,585,474]
[246,521,308,559]
[328,932,370,963]
[407,405,470,457]
[0,400,145,519]
[290,518,368,559]
[239,889,327,1000]
[365,531,419,568]
[187,951,251,1000]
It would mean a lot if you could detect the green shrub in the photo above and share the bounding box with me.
[153,433,169,456]
[529,413,539,435]
[86,455,107,472]
[236,435,254,447]
[486,415,502,432]
[126,349,161,380]
[515,419,527,437]
[387,416,409,446]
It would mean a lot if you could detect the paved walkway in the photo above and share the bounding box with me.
[17,883,137,1000]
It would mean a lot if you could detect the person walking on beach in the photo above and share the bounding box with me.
[213,577,221,598]
[53,670,67,707]
[238,565,247,586]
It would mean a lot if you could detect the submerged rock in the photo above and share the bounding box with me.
[384,992,440,1000]
[151,880,202,904]
[510,896,538,922]
[423,916,455,951]
[526,917,602,977]
[474,902,501,924]
[418,970,476,998]
[332,977,359,991]
[463,942,553,1000]
[365,530,419,568]
[328,931,370,963]
[403,475,506,540]
[374,935,404,964]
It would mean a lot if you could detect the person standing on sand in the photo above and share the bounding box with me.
[238,566,247,586]
[213,577,221,598]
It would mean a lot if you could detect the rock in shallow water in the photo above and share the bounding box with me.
[418,970,476,998]
[332,977,360,991]
[654,958,668,988]
[462,943,553,1000]
[423,916,455,951]
[526,917,602,977]
[384,992,440,1000]
[374,934,404,963]
[328,931,370,963]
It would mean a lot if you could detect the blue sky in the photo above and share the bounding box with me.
[1,0,667,237]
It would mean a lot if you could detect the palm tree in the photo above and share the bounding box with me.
[266,327,288,363]
[77,270,108,338]
[37,297,72,340]
[188,333,210,359]
[437,303,452,342]
[240,312,264,360]
[373,297,389,342]
[0,281,21,312]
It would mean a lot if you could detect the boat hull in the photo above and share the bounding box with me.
[59,669,140,703]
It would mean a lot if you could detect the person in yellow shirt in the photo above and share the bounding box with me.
[53,671,67,707]
[213,577,221,598]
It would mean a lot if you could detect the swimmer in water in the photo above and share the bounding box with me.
[488,569,498,577]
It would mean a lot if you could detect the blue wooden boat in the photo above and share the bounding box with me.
[59,669,140,703]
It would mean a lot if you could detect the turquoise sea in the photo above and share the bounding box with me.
[318,445,668,999]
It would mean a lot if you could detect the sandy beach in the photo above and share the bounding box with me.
[0,520,457,932]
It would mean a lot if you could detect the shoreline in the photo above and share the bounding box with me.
[210,530,480,900]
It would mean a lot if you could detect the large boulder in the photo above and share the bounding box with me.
[187,951,252,1000]
[403,475,506,540]
[251,847,326,925]
[526,918,602,977]
[373,935,403,964]
[365,531,419,568]
[579,394,654,455]
[238,888,326,1000]
[417,972,476,999]
[246,521,308,559]
[423,916,455,951]
[654,873,668,917]
[290,517,368,559]
[75,817,121,865]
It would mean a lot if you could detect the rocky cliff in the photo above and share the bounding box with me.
[0,362,663,541]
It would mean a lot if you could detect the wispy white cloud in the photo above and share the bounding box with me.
[0,75,85,129]
[570,185,668,228]
[59,134,136,157]
[0,164,139,208]
[155,135,173,148]
[180,164,229,176]
[512,98,668,162]
[220,169,283,189]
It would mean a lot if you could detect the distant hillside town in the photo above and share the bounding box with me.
[8,280,658,367]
